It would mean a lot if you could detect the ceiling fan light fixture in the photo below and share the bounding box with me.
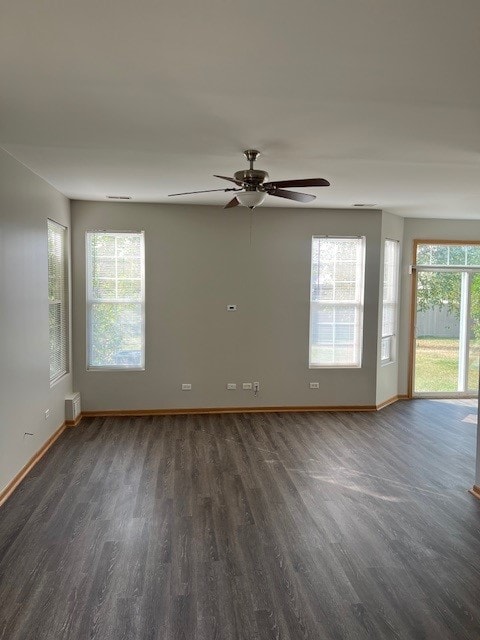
[236,190,266,209]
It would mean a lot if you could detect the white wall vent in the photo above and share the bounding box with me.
[65,392,81,421]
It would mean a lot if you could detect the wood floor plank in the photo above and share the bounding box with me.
[0,399,479,639]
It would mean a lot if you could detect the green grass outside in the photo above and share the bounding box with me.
[414,337,480,393]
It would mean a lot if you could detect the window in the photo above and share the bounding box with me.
[309,236,366,367]
[416,242,480,267]
[48,220,69,384]
[381,239,400,364]
[86,231,145,370]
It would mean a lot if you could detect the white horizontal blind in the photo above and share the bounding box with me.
[381,239,400,364]
[87,231,145,369]
[48,220,69,384]
[309,236,365,367]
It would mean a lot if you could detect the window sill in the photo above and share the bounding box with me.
[50,372,69,388]
[86,367,145,372]
[308,364,362,369]
[381,360,396,367]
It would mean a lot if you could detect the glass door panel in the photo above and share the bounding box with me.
[414,271,462,393]
[468,273,480,392]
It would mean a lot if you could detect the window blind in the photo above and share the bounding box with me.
[381,239,400,363]
[48,219,69,384]
[86,231,145,369]
[309,236,365,367]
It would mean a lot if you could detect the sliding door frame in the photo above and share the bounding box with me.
[408,239,480,398]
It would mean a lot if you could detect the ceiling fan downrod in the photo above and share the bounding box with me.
[234,150,269,190]
[244,149,260,170]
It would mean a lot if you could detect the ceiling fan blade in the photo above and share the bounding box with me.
[263,178,330,189]
[224,197,240,209]
[214,174,244,186]
[168,187,240,196]
[267,188,316,203]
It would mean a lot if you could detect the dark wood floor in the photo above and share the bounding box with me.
[1,400,479,639]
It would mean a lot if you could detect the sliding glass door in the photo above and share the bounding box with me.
[413,243,480,396]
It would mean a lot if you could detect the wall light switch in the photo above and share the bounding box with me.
[242,383,253,390]
[226,304,237,311]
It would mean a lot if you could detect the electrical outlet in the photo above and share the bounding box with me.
[181,383,192,390]
[226,383,237,390]
[309,382,320,389]
[44,409,50,420]
[242,382,253,390]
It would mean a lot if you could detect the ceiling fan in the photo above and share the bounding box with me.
[168,150,330,209]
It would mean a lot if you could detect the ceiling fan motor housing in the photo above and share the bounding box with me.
[234,169,269,190]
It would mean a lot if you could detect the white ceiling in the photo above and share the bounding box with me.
[2,0,480,218]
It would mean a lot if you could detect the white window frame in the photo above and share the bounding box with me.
[309,236,366,368]
[86,230,145,371]
[381,239,400,365]
[48,219,69,385]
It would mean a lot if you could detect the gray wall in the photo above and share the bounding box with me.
[0,148,72,494]
[72,202,387,411]
[398,218,480,396]
[3,177,478,491]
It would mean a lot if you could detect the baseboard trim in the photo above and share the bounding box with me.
[376,394,409,410]
[81,402,398,418]
[0,421,67,508]
[65,415,82,427]
[469,485,480,501]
